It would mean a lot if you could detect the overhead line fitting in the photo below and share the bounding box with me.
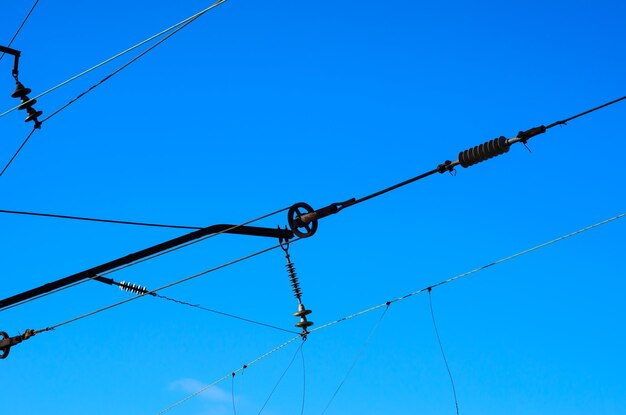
[0,45,43,128]
[280,236,313,337]
[284,96,624,239]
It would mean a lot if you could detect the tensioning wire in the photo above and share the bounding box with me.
[0,206,290,314]
[0,209,203,230]
[0,0,227,119]
[151,292,299,334]
[0,0,40,63]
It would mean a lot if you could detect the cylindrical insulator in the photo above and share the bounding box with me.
[286,262,302,299]
[119,281,149,295]
[458,136,510,168]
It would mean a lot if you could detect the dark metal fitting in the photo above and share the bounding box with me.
[293,308,312,317]
[0,329,37,359]
[517,125,546,142]
[437,160,453,174]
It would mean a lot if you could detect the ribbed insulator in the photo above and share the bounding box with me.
[286,261,302,300]
[119,280,150,295]
[458,136,510,168]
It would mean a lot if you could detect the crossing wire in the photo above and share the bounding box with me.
[153,211,625,414]
[0,206,290,314]
[0,0,227,119]
[0,209,202,230]
[0,0,40,63]
[0,127,36,177]
[0,0,227,177]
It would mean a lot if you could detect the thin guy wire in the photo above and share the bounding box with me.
[0,127,37,177]
[300,344,307,415]
[311,212,626,334]
[428,289,459,415]
[156,335,301,415]
[0,0,227,119]
[0,0,40,63]
[321,304,389,415]
[35,238,302,333]
[153,292,299,334]
[40,7,197,124]
[153,211,625,414]
[257,340,305,415]
[0,206,289,314]
[231,373,237,415]
[0,209,202,229]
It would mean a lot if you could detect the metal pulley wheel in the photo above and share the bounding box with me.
[288,202,318,238]
[0,331,10,359]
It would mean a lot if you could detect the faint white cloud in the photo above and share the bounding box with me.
[169,378,230,403]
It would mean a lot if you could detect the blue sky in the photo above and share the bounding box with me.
[1,1,624,414]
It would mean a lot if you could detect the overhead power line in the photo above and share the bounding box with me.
[0,0,227,177]
[0,206,291,312]
[0,0,40,63]
[0,209,203,230]
[151,211,625,413]
[286,95,626,239]
[0,0,227,119]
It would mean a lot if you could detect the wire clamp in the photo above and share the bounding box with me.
[437,160,455,175]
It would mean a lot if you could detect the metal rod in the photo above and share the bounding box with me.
[0,224,293,311]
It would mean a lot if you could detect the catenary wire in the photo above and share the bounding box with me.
[154,212,625,413]
[156,334,302,415]
[311,211,625,335]
[320,304,389,415]
[0,206,290,314]
[0,0,227,176]
[0,0,227,119]
[0,0,40,63]
[0,127,36,177]
[0,209,203,229]
[257,340,305,415]
[428,288,459,415]
[0,0,226,173]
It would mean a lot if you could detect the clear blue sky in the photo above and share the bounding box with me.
[1,1,624,414]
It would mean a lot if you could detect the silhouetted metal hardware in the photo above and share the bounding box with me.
[288,199,356,238]
[280,238,313,336]
[1,45,43,128]
[0,224,294,311]
[0,45,21,78]
[0,329,36,359]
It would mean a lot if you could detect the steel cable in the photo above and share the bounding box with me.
[0,0,227,119]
